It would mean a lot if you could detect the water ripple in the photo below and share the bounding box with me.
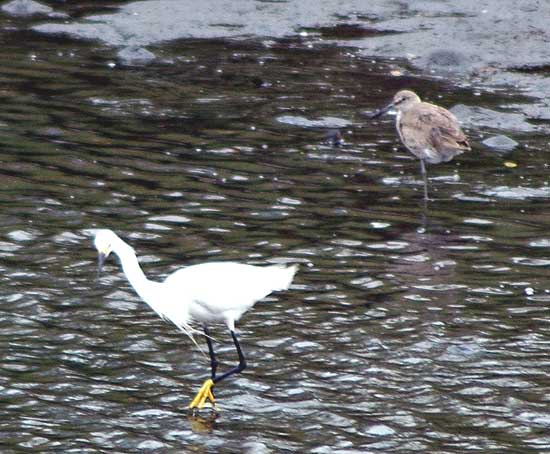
[0,21,549,454]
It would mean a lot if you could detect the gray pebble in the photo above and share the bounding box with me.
[117,47,156,66]
[482,135,519,151]
[1,0,53,17]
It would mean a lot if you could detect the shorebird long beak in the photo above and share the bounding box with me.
[368,101,394,119]
[97,252,107,279]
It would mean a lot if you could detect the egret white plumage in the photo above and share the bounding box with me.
[93,229,298,411]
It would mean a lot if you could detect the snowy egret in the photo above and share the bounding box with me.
[369,90,470,201]
[93,229,298,411]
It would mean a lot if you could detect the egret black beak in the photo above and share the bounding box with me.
[368,101,394,119]
[97,252,107,279]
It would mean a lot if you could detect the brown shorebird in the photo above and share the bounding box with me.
[369,90,470,201]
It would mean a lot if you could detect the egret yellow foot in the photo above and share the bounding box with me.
[188,379,216,410]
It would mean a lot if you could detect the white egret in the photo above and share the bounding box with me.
[93,229,298,411]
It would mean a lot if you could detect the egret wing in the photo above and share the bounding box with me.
[165,262,294,314]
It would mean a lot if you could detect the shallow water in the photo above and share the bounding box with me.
[1,4,550,454]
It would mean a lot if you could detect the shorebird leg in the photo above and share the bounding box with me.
[419,159,429,201]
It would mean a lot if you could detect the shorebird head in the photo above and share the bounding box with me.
[369,89,421,118]
[391,90,421,111]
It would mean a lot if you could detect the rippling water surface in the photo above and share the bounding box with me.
[1,5,550,454]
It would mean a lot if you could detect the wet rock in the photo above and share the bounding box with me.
[32,1,362,46]
[33,22,124,45]
[450,104,537,133]
[425,49,467,69]
[1,0,52,16]
[25,0,550,121]
[117,47,156,66]
[522,104,550,121]
[481,186,550,200]
[482,135,519,151]
[323,129,344,147]
[35,127,64,137]
[276,115,351,129]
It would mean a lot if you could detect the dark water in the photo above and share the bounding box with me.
[1,7,550,454]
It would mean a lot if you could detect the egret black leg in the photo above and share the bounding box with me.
[213,330,247,384]
[419,159,429,201]
[203,327,218,380]
[188,330,246,410]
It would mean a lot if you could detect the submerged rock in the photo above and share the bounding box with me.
[117,47,156,66]
[425,49,469,71]
[522,104,550,121]
[323,129,344,147]
[1,0,52,16]
[482,135,519,151]
[276,115,351,129]
[450,104,537,133]
[481,186,550,200]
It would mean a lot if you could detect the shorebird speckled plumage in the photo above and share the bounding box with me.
[370,90,470,200]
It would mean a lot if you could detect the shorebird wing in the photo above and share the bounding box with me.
[400,104,470,163]
[421,105,469,148]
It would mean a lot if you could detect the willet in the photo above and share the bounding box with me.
[93,229,298,412]
[369,90,470,201]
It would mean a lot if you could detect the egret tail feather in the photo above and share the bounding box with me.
[270,264,299,291]
[180,322,208,359]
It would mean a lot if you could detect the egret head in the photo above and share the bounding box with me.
[369,89,421,118]
[94,229,119,274]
